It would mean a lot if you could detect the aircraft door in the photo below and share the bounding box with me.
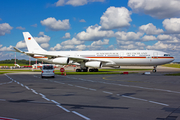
[153,52,158,59]
[119,52,124,59]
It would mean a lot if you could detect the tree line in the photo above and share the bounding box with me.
[0,59,47,64]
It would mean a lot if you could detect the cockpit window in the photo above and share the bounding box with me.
[164,54,170,56]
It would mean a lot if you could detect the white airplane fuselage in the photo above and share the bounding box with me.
[33,50,174,66]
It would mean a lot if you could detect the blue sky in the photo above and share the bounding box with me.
[0,0,180,62]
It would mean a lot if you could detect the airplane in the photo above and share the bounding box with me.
[14,32,174,72]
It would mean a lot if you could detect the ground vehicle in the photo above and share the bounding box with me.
[41,65,55,78]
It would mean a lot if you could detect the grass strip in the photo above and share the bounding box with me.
[99,69,151,71]
[165,73,180,76]
[162,64,180,68]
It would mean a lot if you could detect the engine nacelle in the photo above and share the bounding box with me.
[52,57,69,65]
[85,61,102,68]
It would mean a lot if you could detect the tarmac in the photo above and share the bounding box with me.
[0,66,180,120]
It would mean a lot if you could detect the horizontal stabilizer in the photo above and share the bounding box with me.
[13,47,25,53]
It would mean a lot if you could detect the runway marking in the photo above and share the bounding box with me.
[0,74,14,86]
[67,76,180,94]
[89,88,97,91]
[54,75,171,107]
[120,95,169,106]
[0,99,6,101]
[56,105,70,112]
[51,100,60,105]
[75,85,89,90]
[0,116,19,120]
[25,86,30,90]
[5,74,90,119]
[103,91,113,94]
[39,75,171,107]
[72,111,91,120]
[31,89,38,94]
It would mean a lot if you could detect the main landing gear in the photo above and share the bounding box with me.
[76,68,88,72]
[76,61,99,72]
[152,65,157,73]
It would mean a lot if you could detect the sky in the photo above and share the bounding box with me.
[0,0,180,62]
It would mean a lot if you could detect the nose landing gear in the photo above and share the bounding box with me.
[152,66,157,73]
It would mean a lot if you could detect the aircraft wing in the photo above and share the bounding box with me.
[25,52,112,63]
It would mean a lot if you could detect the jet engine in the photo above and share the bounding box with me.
[85,61,102,68]
[52,57,69,65]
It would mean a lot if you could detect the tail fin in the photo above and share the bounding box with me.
[23,32,46,53]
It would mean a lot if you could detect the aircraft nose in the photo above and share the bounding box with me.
[170,57,175,62]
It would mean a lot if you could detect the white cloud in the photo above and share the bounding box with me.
[163,18,180,34]
[66,0,87,6]
[166,37,180,43]
[117,41,134,45]
[0,45,13,51]
[146,41,174,50]
[38,32,45,36]
[55,0,105,7]
[15,41,26,49]
[100,7,132,30]
[16,26,25,30]
[115,31,143,41]
[31,24,37,27]
[0,52,14,60]
[63,45,75,49]
[40,43,49,48]
[157,34,172,40]
[61,37,84,45]
[119,44,142,50]
[41,17,70,31]
[107,45,114,50]
[87,45,102,50]
[56,0,65,6]
[76,45,86,50]
[135,42,146,47]
[50,44,62,51]
[128,0,180,19]
[0,18,2,21]
[91,39,109,46]
[79,19,86,22]
[142,35,156,41]
[139,23,163,35]
[33,32,51,43]
[76,24,114,41]
[0,23,13,36]
[62,32,71,39]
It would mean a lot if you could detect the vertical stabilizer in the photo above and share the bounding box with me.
[23,32,46,53]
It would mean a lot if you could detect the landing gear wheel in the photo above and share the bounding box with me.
[152,65,157,73]
[81,69,87,72]
[94,69,98,72]
[152,69,156,73]
[89,69,94,72]
[89,68,98,72]
[76,69,81,72]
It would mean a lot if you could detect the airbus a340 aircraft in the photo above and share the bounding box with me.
[14,32,174,72]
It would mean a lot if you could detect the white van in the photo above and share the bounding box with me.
[41,65,55,78]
